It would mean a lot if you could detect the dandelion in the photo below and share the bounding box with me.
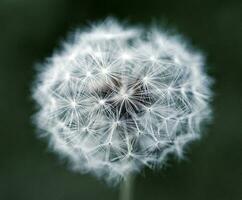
[32,18,212,199]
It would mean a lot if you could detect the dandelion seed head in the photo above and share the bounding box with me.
[32,18,212,184]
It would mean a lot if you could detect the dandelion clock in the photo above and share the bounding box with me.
[32,18,212,200]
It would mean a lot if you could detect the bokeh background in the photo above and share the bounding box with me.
[1,0,242,199]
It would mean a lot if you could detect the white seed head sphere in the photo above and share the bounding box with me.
[33,19,212,184]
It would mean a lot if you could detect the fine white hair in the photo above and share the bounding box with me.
[32,18,212,184]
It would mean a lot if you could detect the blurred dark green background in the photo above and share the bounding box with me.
[1,0,242,199]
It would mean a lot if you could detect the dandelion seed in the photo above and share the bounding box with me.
[32,18,212,184]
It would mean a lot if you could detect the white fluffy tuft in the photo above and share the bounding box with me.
[32,19,212,184]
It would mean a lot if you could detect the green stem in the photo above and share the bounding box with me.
[119,175,135,200]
